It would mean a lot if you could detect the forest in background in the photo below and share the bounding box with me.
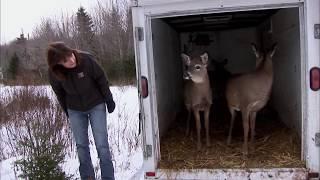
[0,0,135,85]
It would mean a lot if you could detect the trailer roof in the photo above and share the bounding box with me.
[162,9,278,32]
[132,0,302,7]
[132,0,195,6]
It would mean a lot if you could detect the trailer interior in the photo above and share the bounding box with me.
[150,7,305,169]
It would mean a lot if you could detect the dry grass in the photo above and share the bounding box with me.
[159,112,304,169]
[0,86,72,158]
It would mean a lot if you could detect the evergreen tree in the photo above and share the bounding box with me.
[7,52,19,79]
[75,6,96,53]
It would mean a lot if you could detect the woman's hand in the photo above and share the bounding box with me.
[106,98,115,113]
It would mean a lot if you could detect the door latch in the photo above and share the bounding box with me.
[315,24,320,39]
[315,132,320,146]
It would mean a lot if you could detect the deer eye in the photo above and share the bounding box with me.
[195,64,201,70]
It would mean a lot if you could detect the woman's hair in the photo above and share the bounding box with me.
[47,41,81,80]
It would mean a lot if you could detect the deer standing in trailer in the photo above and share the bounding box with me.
[182,52,212,151]
[226,43,277,156]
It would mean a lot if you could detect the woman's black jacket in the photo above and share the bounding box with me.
[48,52,114,115]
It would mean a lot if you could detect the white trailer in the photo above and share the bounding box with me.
[131,0,320,179]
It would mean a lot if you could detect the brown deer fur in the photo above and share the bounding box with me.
[182,52,212,151]
[226,43,277,156]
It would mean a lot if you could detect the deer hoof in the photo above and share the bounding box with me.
[206,141,211,147]
[249,143,255,153]
[227,137,232,145]
[185,130,189,136]
[197,143,202,151]
[242,153,248,160]
[242,145,249,156]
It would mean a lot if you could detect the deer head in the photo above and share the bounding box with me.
[181,52,209,83]
[252,43,278,69]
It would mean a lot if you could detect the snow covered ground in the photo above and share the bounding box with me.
[0,85,143,180]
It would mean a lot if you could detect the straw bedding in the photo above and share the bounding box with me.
[159,111,304,169]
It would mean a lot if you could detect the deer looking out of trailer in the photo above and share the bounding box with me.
[226,43,277,156]
[182,52,212,151]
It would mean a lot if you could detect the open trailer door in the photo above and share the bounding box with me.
[305,0,320,177]
[132,5,162,178]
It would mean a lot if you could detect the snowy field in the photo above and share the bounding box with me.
[0,85,143,180]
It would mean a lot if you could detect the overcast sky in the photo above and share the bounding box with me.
[1,0,95,45]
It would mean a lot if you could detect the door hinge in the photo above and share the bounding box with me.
[315,24,320,39]
[315,132,320,146]
[144,144,152,158]
[135,27,144,41]
[138,112,142,135]
[131,0,138,6]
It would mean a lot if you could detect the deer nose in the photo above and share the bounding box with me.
[195,65,201,70]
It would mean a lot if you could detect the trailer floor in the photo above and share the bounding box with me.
[159,108,305,169]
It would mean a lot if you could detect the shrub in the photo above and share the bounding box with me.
[2,86,72,179]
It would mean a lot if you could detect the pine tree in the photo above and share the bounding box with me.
[7,52,19,79]
[75,6,96,53]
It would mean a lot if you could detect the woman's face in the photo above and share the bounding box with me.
[58,53,77,68]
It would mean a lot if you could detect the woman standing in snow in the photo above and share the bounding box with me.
[47,41,115,180]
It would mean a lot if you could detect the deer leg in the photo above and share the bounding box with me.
[242,109,250,156]
[193,109,201,151]
[204,107,211,147]
[186,109,191,136]
[249,111,257,152]
[227,108,236,145]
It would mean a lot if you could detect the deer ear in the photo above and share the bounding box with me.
[269,43,278,58]
[251,43,259,58]
[200,52,208,65]
[181,53,191,66]
[222,58,228,65]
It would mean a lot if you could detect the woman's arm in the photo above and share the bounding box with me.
[48,71,68,116]
[89,56,115,113]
